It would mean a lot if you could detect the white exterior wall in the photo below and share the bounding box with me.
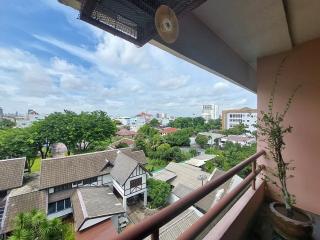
[123,171,147,197]
[226,112,257,132]
[79,216,111,231]
[202,104,219,122]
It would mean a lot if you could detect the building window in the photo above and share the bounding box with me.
[54,183,72,193]
[130,178,142,188]
[83,177,98,185]
[48,198,71,215]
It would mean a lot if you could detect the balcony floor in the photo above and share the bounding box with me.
[247,200,320,240]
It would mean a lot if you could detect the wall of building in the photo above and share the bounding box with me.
[257,38,320,214]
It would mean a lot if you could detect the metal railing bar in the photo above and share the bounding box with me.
[114,150,265,240]
[177,165,265,240]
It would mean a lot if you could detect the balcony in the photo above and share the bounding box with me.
[113,149,319,239]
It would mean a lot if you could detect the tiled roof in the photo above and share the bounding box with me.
[116,129,137,136]
[160,127,178,134]
[110,152,139,186]
[40,150,115,189]
[0,158,26,191]
[146,209,200,240]
[1,175,47,233]
[185,154,215,167]
[40,149,147,189]
[71,187,124,231]
[153,169,177,182]
[172,168,243,213]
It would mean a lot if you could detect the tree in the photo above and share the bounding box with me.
[9,210,74,240]
[0,119,15,129]
[74,111,116,153]
[115,142,129,149]
[149,118,160,128]
[189,148,197,157]
[0,128,37,172]
[30,119,59,159]
[165,129,191,146]
[195,134,208,148]
[222,123,248,135]
[205,118,222,130]
[147,178,171,209]
[137,124,158,138]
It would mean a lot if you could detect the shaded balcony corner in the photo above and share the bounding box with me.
[202,179,320,240]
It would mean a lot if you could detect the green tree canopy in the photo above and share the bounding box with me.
[137,124,159,138]
[164,129,191,147]
[222,123,248,135]
[0,128,37,172]
[149,118,160,127]
[9,210,74,240]
[147,178,171,209]
[0,119,16,129]
[195,134,209,148]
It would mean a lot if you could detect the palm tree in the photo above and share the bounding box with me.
[9,210,74,240]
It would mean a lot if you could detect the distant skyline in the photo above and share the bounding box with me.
[0,0,256,117]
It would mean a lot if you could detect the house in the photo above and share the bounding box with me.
[219,134,256,147]
[159,127,178,136]
[111,151,149,211]
[185,154,215,168]
[0,148,148,238]
[108,138,135,150]
[115,128,137,138]
[197,132,225,146]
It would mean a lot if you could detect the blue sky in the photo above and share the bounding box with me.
[0,0,256,117]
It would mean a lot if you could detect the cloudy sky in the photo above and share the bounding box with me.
[0,0,256,117]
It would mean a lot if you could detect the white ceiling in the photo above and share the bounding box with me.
[193,0,320,69]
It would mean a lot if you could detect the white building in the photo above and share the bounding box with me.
[222,107,257,132]
[201,104,219,122]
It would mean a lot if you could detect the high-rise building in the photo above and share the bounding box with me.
[0,107,3,118]
[201,104,219,122]
[222,107,257,132]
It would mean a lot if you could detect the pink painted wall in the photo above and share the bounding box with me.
[257,38,320,215]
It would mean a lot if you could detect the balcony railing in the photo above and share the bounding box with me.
[114,150,266,240]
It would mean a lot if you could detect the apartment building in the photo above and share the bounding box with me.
[222,107,257,132]
[201,104,219,122]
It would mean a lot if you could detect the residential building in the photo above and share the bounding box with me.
[116,128,137,138]
[185,154,215,168]
[0,148,148,238]
[201,104,219,122]
[159,127,178,136]
[222,107,257,132]
[219,135,256,147]
[197,132,225,146]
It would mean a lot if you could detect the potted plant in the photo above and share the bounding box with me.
[257,57,313,240]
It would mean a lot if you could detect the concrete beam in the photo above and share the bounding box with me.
[150,13,256,93]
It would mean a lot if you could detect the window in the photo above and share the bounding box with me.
[83,177,98,185]
[54,183,72,193]
[48,202,56,214]
[48,198,71,214]
[130,178,142,188]
[57,200,65,211]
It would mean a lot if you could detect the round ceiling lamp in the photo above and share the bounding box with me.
[155,5,179,44]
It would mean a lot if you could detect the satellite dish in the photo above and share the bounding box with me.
[155,5,179,44]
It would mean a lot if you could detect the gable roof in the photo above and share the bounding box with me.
[153,169,177,182]
[40,150,115,189]
[146,209,200,240]
[165,162,210,189]
[110,152,139,186]
[1,175,47,233]
[172,168,243,213]
[116,128,137,137]
[0,157,26,191]
[40,149,147,189]
[71,187,124,231]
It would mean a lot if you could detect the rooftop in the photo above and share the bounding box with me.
[0,157,26,191]
[72,187,125,231]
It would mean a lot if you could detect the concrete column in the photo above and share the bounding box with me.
[122,197,127,211]
[143,191,147,207]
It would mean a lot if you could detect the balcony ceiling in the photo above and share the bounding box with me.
[58,0,320,92]
[192,0,320,69]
